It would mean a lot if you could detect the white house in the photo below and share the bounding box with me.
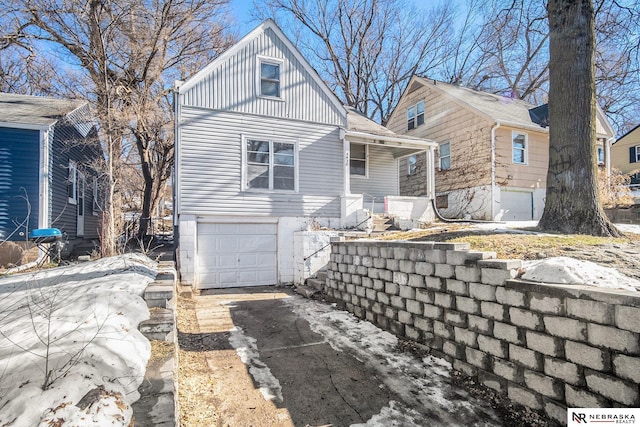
[174,20,436,289]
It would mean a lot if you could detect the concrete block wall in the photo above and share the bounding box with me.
[325,240,640,424]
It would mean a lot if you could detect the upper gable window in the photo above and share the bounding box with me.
[512,132,528,164]
[407,101,425,130]
[259,58,282,98]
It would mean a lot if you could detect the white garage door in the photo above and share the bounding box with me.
[197,223,277,289]
[501,190,533,221]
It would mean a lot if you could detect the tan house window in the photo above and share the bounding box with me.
[631,146,640,163]
[439,142,450,170]
[512,132,527,164]
[408,154,417,175]
[350,143,368,176]
[597,146,605,165]
[407,101,425,130]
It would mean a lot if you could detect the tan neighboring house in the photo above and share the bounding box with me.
[611,124,640,202]
[386,76,616,220]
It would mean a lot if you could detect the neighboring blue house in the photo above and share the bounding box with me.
[0,93,102,255]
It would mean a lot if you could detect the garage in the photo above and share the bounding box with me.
[500,190,533,221]
[196,222,277,289]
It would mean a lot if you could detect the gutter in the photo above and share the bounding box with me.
[344,130,438,149]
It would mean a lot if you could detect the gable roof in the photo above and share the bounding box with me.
[345,105,436,149]
[412,76,615,137]
[178,19,345,116]
[0,93,87,128]
[614,123,640,144]
[414,77,544,131]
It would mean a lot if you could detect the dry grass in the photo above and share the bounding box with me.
[375,224,638,259]
[175,290,219,427]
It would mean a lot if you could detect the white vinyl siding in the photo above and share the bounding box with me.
[180,28,344,127]
[178,108,343,217]
[350,144,399,206]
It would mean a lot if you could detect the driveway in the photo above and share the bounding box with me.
[179,286,503,426]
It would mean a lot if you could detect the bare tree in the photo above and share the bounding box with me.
[262,0,454,124]
[538,0,619,236]
[0,0,234,247]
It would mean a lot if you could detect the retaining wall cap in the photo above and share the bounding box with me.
[507,280,640,307]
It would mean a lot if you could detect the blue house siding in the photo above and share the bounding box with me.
[0,127,40,241]
[49,123,101,241]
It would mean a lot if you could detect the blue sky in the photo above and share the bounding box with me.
[230,0,261,35]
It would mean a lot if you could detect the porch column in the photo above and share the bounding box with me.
[426,147,436,199]
[343,137,351,195]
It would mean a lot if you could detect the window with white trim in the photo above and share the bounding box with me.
[408,154,417,175]
[68,160,77,205]
[512,132,527,164]
[350,143,367,176]
[259,58,281,98]
[92,178,102,215]
[631,145,640,164]
[597,146,605,165]
[244,138,296,191]
[407,101,425,130]
[439,142,450,170]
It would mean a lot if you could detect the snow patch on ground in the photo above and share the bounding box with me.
[522,256,640,291]
[285,297,500,426]
[229,325,283,402]
[0,254,156,426]
[350,401,423,427]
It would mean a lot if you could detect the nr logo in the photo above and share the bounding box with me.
[573,412,587,423]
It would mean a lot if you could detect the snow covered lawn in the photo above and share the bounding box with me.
[0,254,157,426]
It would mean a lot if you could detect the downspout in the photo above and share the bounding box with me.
[490,122,501,220]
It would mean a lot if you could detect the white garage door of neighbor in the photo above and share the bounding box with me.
[197,223,277,289]
[501,191,533,221]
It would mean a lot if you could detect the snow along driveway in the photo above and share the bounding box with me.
[0,254,156,426]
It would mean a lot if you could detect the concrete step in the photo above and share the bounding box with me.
[306,278,325,292]
[145,279,174,309]
[316,270,328,282]
[139,308,174,341]
[372,215,400,232]
[294,285,318,299]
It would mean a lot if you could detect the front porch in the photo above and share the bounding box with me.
[340,107,438,230]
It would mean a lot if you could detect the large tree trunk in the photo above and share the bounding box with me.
[538,0,620,237]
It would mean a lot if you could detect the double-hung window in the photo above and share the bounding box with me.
[350,143,367,176]
[512,132,527,164]
[259,57,282,98]
[631,146,640,164]
[408,154,417,175]
[597,146,605,165]
[245,138,296,191]
[439,142,450,170]
[68,160,77,205]
[407,101,425,130]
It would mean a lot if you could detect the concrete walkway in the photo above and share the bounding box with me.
[186,286,502,427]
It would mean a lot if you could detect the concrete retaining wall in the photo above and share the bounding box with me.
[605,205,640,224]
[324,240,640,424]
